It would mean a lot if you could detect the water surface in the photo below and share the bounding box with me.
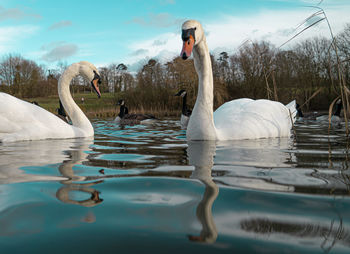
[0,119,350,253]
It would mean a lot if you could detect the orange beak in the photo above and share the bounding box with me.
[91,78,101,98]
[180,35,195,60]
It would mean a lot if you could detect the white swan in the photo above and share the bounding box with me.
[0,61,101,142]
[180,20,296,141]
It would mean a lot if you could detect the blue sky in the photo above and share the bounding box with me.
[0,0,349,72]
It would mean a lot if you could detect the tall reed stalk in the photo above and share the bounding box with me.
[279,3,350,135]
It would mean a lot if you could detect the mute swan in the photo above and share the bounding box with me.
[0,61,101,142]
[180,20,296,141]
[114,99,156,125]
[175,89,192,129]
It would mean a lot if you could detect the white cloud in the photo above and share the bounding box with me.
[125,32,178,69]
[130,48,149,56]
[48,20,72,30]
[123,6,350,71]
[0,5,41,21]
[41,42,79,62]
[128,13,184,28]
[0,25,39,54]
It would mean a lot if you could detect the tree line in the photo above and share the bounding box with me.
[1,23,349,114]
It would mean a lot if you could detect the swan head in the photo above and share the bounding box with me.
[180,20,204,60]
[79,61,101,98]
[174,89,187,97]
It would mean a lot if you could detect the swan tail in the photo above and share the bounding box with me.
[286,100,297,123]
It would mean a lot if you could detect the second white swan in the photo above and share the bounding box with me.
[0,61,101,142]
[180,20,296,141]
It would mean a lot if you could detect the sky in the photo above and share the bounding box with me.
[0,0,349,72]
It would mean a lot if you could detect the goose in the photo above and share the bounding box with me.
[174,89,192,129]
[315,99,342,126]
[296,103,303,119]
[296,99,342,127]
[180,20,296,141]
[114,99,156,125]
[0,61,101,142]
[56,99,69,123]
[114,99,129,123]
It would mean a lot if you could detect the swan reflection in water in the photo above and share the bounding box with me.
[0,138,103,207]
[186,141,219,243]
[185,139,350,252]
[56,142,103,207]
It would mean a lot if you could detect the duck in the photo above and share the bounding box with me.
[174,89,192,129]
[180,20,296,141]
[0,61,101,142]
[114,99,156,125]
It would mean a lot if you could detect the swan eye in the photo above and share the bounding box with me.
[182,28,196,43]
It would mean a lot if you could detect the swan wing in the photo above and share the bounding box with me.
[214,99,293,140]
[0,93,83,142]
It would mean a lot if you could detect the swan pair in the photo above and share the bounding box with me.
[0,20,296,142]
[0,61,101,142]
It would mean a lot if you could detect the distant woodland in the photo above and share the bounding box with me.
[1,23,350,113]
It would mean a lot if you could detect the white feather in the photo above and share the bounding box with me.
[0,61,99,142]
[182,20,295,141]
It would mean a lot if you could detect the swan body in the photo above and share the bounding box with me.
[180,20,296,141]
[0,61,101,142]
[214,99,295,140]
[175,89,192,129]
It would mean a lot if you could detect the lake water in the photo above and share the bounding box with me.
[0,119,350,253]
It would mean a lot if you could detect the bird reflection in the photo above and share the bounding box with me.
[56,142,104,207]
[56,182,103,207]
[0,138,104,207]
[186,141,219,243]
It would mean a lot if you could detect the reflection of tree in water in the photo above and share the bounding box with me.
[56,144,103,207]
[241,217,350,252]
[186,141,219,243]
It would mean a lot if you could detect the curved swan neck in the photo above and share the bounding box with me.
[193,40,214,105]
[187,37,217,140]
[58,64,93,134]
